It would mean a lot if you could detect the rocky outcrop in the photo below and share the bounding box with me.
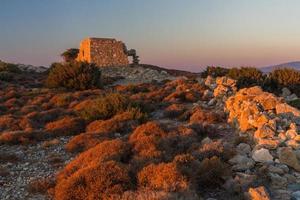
[224,85,300,199]
[101,65,175,85]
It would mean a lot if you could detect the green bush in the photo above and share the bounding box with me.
[45,61,101,90]
[288,99,300,109]
[61,48,79,62]
[0,71,13,82]
[201,66,229,78]
[268,68,300,95]
[227,67,264,88]
[0,60,21,73]
[76,93,136,121]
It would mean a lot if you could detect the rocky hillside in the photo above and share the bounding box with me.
[1,64,300,200]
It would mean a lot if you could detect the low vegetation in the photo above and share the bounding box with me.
[201,66,300,96]
[45,61,101,90]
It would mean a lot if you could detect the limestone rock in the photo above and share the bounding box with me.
[252,148,273,162]
[257,138,280,149]
[292,191,300,200]
[229,155,255,171]
[282,87,291,97]
[278,147,300,172]
[269,173,288,188]
[254,125,275,140]
[248,186,270,200]
[276,103,300,117]
[236,143,251,155]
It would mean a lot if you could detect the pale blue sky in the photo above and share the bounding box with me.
[0,0,300,71]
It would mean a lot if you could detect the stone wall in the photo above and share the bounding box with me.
[77,38,129,67]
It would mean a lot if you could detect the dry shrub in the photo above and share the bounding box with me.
[54,161,132,200]
[138,162,188,192]
[0,114,20,131]
[172,154,200,181]
[192,140,225,160]
[20,105,39,114]
[118,189,199,200]
[197,156,227,186]
[129,122,167,163]
[58,139,130,181]
[189,107,223,124]
[0,130,44,145]
[115,83,151,94]
[47,153,64,168]
[4,97,23,108]
[27,177,55,194]
[19,117,38,131]
[65,133,108,153]
[66,108,146,153]
[144,88,172,102]
[164,104,186,119]
[50,93,74,107]
[42,139,60,148]
[45,116,85,136]
[46,61,101,90]
[26,108,67,125]
[29,95,50,106]
[86,108,146,133]
[75,93,130,121]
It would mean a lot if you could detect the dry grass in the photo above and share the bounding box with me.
[0,130,45,145]
[129,122,167,164]
[58,139,131,181]
[138,162,188,192]
[189,107,223,125]
[55,161,132,200]
[45,116,85,136]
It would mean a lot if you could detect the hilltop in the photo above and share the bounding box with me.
[0,61,300,200]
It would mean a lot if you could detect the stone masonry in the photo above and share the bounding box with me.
[77,38,130,67]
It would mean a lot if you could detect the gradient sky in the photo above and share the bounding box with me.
[1,0,300,71]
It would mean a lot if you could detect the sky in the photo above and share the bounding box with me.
[0,0,300,71]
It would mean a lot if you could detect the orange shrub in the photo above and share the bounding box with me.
[45,116,85,136]
[173,154,200,180]
[164,103,186,118]
[74,93,130,121]
[197,156,227,186]
[54,161,132,200]
[129,122,167,163]
[50,93,74,107]
[65,133,108,153]
[25,108,68,127]
[86,108,145,133]
[189,107,223,124]
[0,130,44,144]
[138,162,188,192]
[193,140,225,160]
[57,139,130,181]
[0,114,20,131]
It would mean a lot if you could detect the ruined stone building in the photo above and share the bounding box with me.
[77,38,139,67]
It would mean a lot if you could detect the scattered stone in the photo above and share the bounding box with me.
[252,148,273,162]
[278,147,300,172]
[292,191,300,200]
[282,87,292,97]
[236,143,251,155]
[229,155,255,171]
